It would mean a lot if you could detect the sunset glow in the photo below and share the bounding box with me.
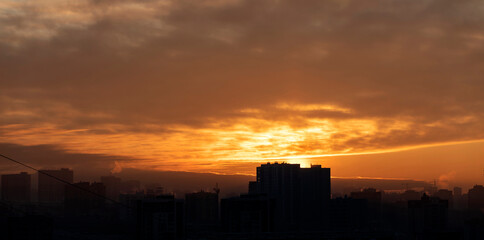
[1,102,483,179]
[1,0,484,188]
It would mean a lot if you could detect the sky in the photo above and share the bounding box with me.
[1,0,484,187]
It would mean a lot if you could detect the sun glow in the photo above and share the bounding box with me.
[286,158,312,168]
[275,103,353,113]
[2,102,482,176]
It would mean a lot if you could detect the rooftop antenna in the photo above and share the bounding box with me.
[213,183,220,195]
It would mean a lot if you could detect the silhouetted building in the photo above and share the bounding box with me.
[65,182,106,216]
[221,194,275,233]
[401,189,422,201]
[101,175,121,201]
[434,189,453,208]
[453,186,465,210]
[351,188,382,228]
[248,181,260,194]
[408,193,448,237]
[119,191,145,222]
[468,185,484,210]
[249,162,300,231]
[38,168,73,204]
[248,163,330,231]
[145,183,164,198]
[185,190,218,226]
[453,187,462,197]
[330,196,368,231]
[351,188,382,203]
[137,195,185,240]
[1,172,31,203]
[121,180,141,194]
[299,165,331,231]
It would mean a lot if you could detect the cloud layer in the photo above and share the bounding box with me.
[1,0,484,175]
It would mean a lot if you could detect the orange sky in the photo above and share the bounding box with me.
[1,0,484,188]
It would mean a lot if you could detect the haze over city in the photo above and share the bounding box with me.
[2,0,484,189]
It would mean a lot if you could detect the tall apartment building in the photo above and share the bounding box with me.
[248,163,331,231]
[38,168,73,204]
[1,172,31,203]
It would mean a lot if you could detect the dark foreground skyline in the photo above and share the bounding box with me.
[0,156,483,240]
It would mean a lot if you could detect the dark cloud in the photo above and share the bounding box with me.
[0,142,135,179]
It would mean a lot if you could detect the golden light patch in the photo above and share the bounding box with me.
[275,103,353,113]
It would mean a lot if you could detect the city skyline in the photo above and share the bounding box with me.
[0,160,483,239]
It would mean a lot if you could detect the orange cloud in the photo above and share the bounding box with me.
[1,0,484,183]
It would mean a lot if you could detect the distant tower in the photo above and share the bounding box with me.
[468,185,484,210]
[425,179,438,195]
[213,183,220,195]
[38,168,74,204]
[1,172,31,203]
[453,187,462,197]
[101,175,122,201]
